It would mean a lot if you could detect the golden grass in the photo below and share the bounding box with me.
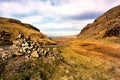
[0,17,56,44]
[60,39,120,80]
[1,37,120,80]
[78,5,120,39]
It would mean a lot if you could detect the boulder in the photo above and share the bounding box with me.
[13,50,23,56]
[31,51,39,58]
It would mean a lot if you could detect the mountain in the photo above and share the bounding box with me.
[0,17,54,45]
[78,5,120,39]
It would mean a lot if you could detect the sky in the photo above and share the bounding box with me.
[0,0,119,37]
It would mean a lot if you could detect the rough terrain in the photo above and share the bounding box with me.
[0,5,120,80]
[0,17,55,45]
[78,5,120,39]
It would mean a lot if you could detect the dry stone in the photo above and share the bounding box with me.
[31,51,39,58]
[0,34,64,63]
[13,50,23,56]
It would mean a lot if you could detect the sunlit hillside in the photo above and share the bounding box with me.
[78,5,120,39]
[0,17,55,45]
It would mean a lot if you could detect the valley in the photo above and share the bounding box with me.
[0,5,120,80]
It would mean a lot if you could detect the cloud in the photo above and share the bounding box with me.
[35,19,94,36]
[44,31,79,37]
[19,15,43,24]
[65,11,103,20]
[0,0,119,36]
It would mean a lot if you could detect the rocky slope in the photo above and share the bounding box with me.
[0,17,69,80]
[78,5,120,39]
[0,17,54,45]
[0,34,65,80]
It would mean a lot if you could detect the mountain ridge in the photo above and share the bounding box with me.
[0,17,55,45]
[78,5,120,39]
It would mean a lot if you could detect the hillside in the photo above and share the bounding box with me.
[78,5,120,39]
[0,17,54,45]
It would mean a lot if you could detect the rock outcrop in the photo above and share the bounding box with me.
[104,26,120,37]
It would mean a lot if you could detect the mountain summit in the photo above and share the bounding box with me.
[78,5,120,39]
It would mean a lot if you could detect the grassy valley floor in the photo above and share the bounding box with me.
[58,38,120,80]
[0,37,120,80]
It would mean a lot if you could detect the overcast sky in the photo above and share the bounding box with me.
[0,0,119,36]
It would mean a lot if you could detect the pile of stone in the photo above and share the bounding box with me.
[0,34,63,62]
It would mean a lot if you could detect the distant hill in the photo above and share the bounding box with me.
[0,17,54,45]
[78,5,120,39]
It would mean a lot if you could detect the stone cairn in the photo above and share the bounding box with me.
[0,34,63,62]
